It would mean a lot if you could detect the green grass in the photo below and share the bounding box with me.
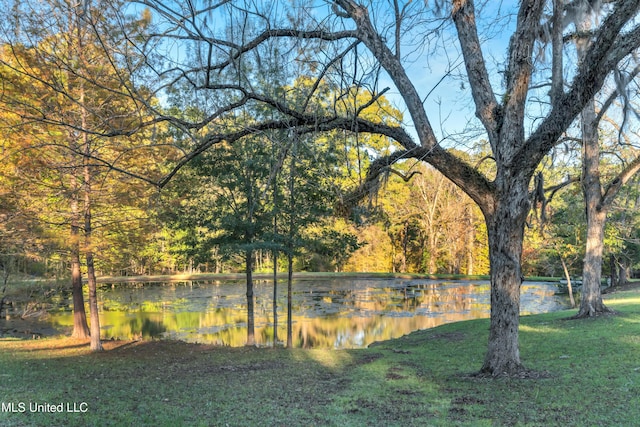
[1,289,639,426]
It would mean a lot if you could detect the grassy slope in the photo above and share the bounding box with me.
[1,289,639,427]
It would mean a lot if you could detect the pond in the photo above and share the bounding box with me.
[46,278,569,349]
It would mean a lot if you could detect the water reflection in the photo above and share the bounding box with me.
[46,279,569,349]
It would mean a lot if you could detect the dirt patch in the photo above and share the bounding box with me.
[426,331,466,341]
[452,395,485,405]
[385,366,407,380]
[215,360,287,372]
[464,368,552,380]
[354,352,384,365]
[448,395,486,421]
[0,317,66,339]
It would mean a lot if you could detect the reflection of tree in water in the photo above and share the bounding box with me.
[292,316,403,349]
[350,282,479,315]
[134,318,166,338]
[45,280,564,347]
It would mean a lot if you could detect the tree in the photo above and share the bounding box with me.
[167,136,276,346]
[607,175,640,286]
[279,131,344,346]
[526,1,640,318]
[0,167,43,317]
[536,177,585,307]
[576,73,640,316]
[0,42,92,339]
[0,0,159,350]
[125,0,640,375]
[346,161,488,274]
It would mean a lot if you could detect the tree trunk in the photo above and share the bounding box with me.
[272,153,279,347]
[245,249,255,346]
[619,262,629,286]
[272,246,278,347]
[86,251,102,351]
[0,270,8,318]
[575,97,611,317]
[70,182,89,339]
[427,243,436,275]
[466,212,474,276]
[286,251,293,349]
[401,220,408,273]
[571,11,611,319]
[560,256,575,308]
[576,206,610,316]
[610,254,618,288]
[480,181,528,376]
[83,137,102,352]
[70,242,90,339]
[286,136,296,349]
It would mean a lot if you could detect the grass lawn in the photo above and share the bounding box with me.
[1,286,639,426]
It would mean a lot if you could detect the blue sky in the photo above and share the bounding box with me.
[381,1,518,149]
[138,0,523,151]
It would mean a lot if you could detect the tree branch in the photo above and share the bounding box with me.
[501,0,545,155]
[329,0,496,210]
[602,155,640,208]
[524,0,640,167]
[333,0,438,150]
[451,0,501,151]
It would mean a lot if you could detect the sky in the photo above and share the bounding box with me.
[384,1,518,149]
[136,0,538,153]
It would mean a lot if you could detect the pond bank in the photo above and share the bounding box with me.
[0,286,638,426]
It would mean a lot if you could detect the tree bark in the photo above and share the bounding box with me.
[286,136,296,349]
[577,205,609,316]
[286,252,293,349]
[83,123,102,352]
[0,269,9,318]
[610,254,618,288]
[401,220,408,273]
[70,176,89,339]
[465,209,475,276]
[86,247,102,351]
[550,0,564,105]
[70,236,90,339]
[245,249,255,346]
[480,178,528,376]
[560,257,576,308]
[576,94,611,317]
[272,245,278,347]
[272,145,279,347]
[619,262,629,286]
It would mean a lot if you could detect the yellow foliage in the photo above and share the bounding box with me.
[344,225,393,273]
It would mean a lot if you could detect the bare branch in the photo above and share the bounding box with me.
[551,0,564,104]
[602,155,640,208]
[388,168,421,182]
[526,0,640,165]
[333,0,438,150]
[451,0,501,151]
